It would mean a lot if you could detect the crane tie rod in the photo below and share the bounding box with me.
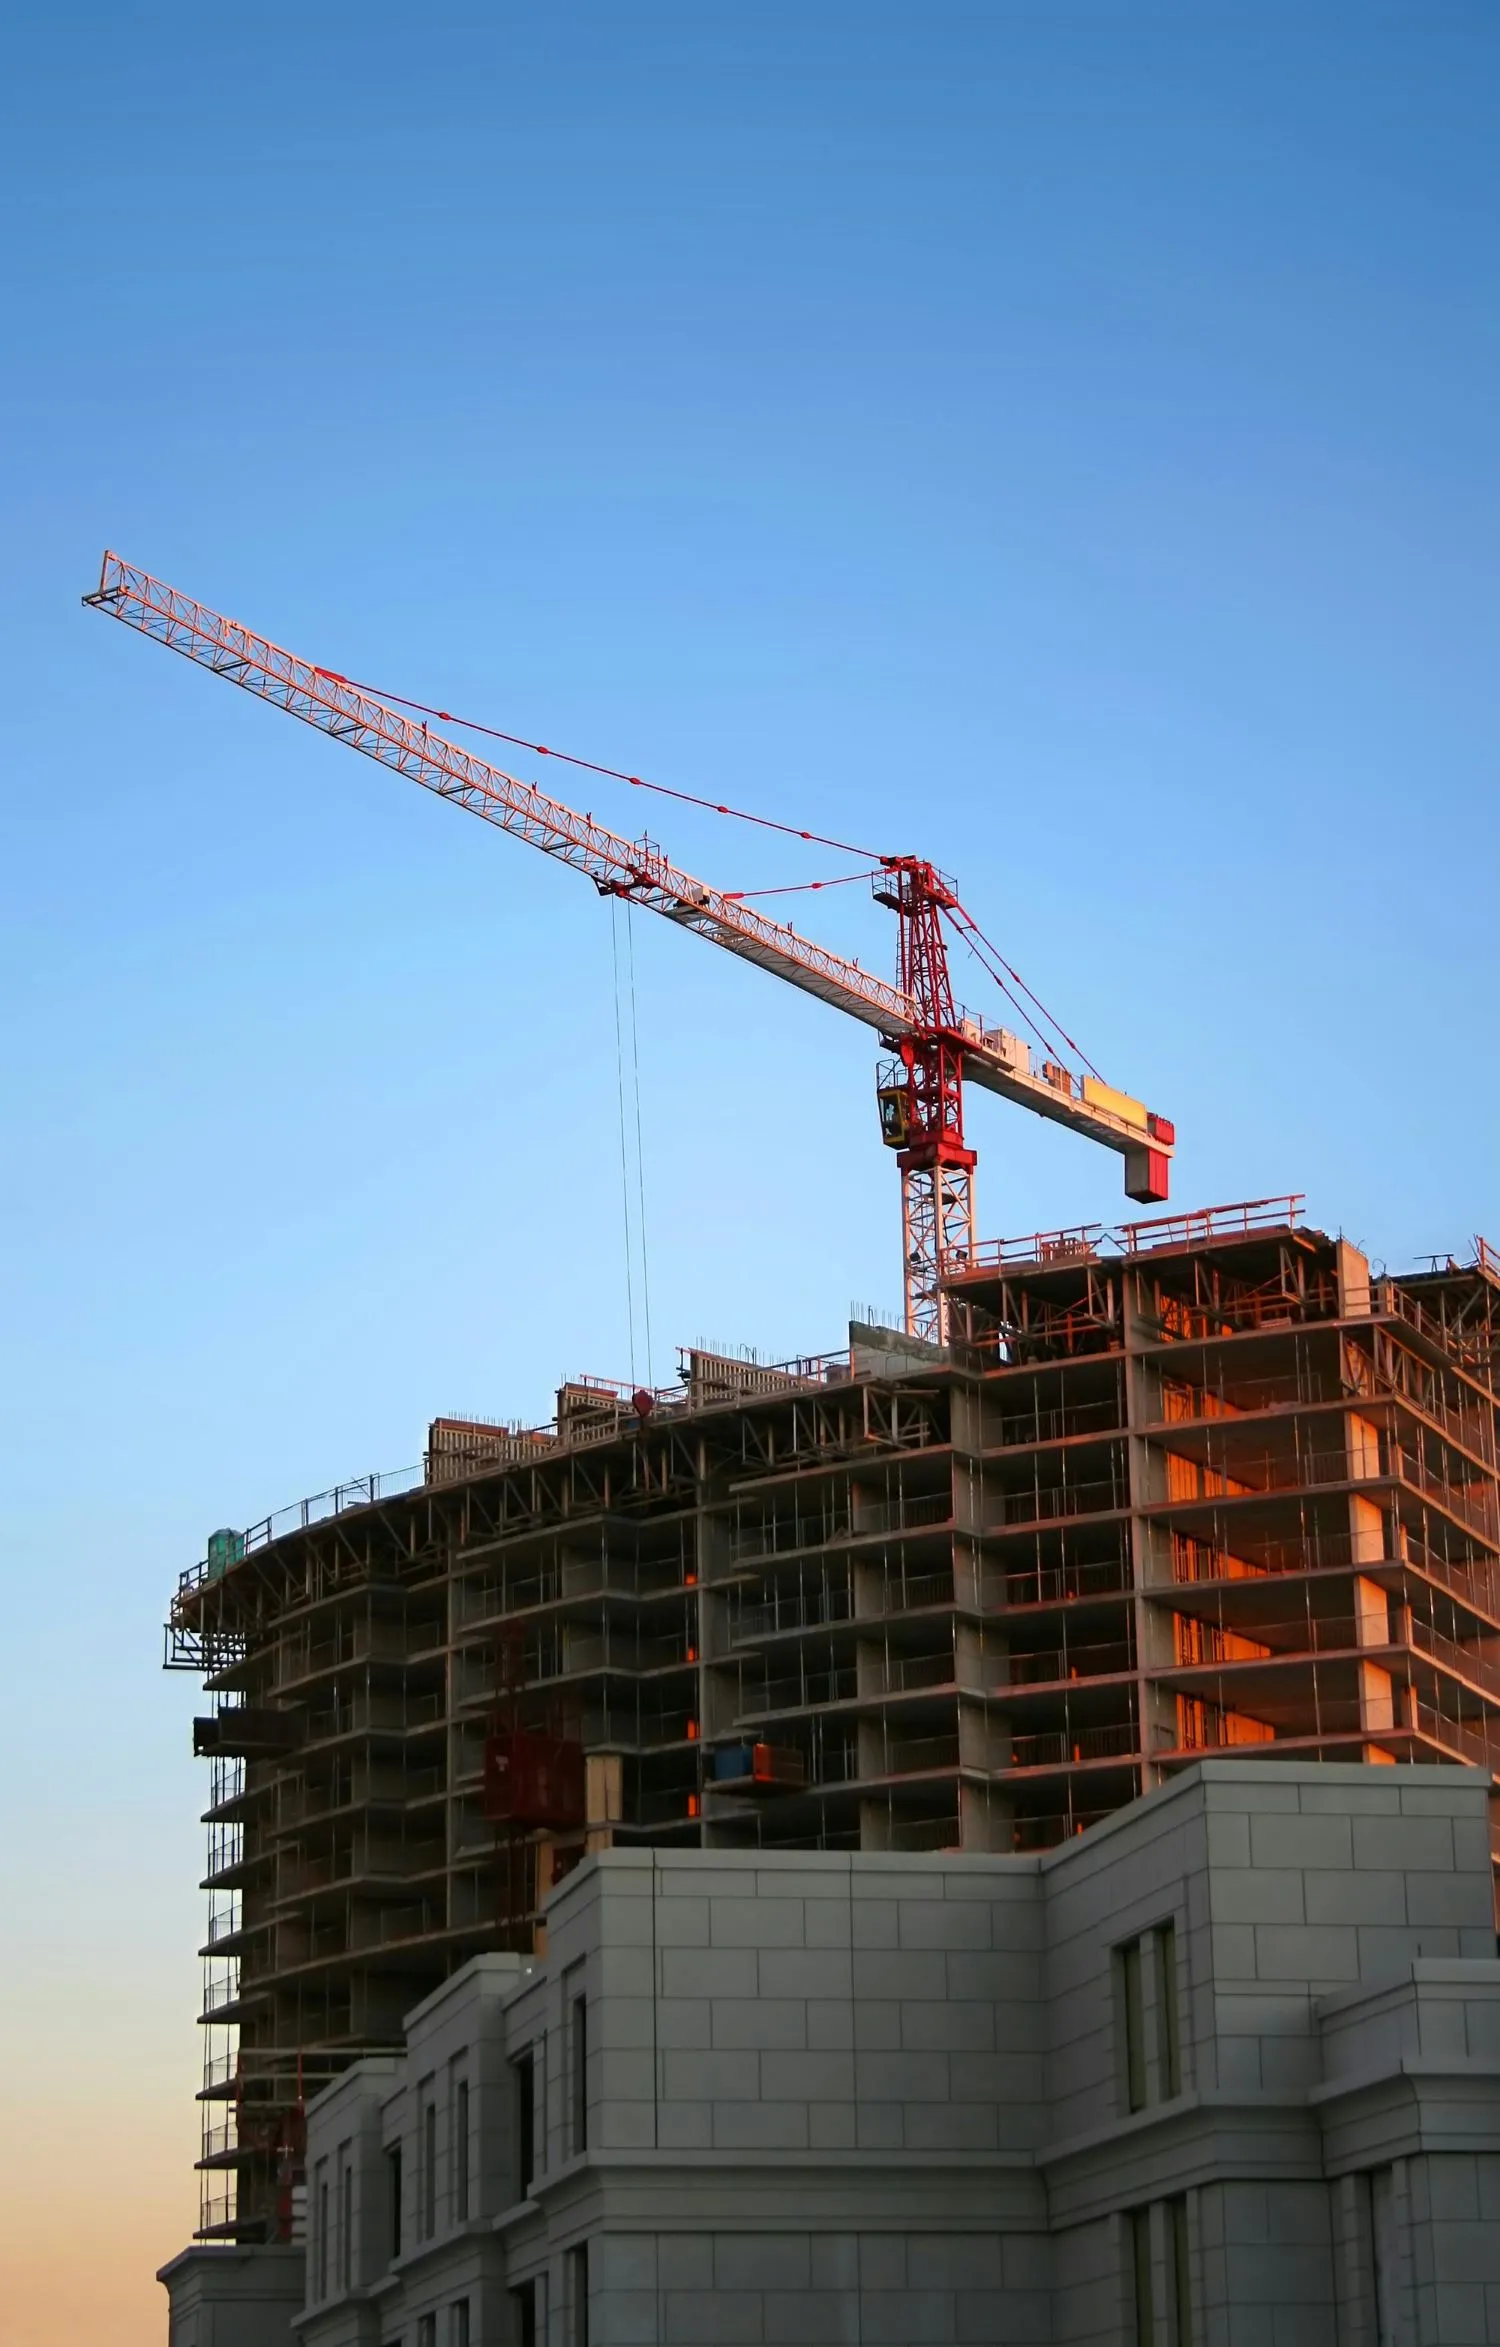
[312,670,883,864]
[947,899,1105,1083]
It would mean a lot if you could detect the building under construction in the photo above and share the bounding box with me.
[173,1196,1500,2244]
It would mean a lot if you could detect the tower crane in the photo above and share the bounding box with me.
[83,552,1174,1340]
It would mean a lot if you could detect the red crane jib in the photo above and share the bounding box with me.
[83,552,1175,1339]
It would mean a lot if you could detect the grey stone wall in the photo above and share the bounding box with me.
[164,1759,1500,2347]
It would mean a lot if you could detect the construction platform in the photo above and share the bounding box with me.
[170,1195,1500,2240]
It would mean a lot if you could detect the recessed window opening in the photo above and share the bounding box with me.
[513,2046,535,2199]
[340,2152,353,2290]
[453,2074,470,2222]
[571,1992,588,2156]
[1115,1920,1184,2112]
[421,2096,437,2239]
[1130,2206,1154,2346]
[387,2143,403,2261]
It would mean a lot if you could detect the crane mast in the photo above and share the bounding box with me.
[83,551,1174,1338]
[874,857,978,1339]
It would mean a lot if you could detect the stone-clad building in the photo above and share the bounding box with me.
[163,1757,1500,2346]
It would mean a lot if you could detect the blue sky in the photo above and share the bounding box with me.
[1,5,1495,2333]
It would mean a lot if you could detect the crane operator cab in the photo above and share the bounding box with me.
[877,1073,912,1148]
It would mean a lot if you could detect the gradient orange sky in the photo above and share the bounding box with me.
[2,1726,206,2347]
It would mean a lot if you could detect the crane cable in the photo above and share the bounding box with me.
[608,894,639,1384]
[948,920,1065,1067]
[325,669,1107,1100]
[624,901,656,1389]
[948,901,1105,1082]
[314,669,882,861]
[723,868,879,901]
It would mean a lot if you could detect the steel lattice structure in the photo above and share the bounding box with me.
[85,552,1175,1336]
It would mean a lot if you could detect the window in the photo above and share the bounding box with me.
[449,2300,470,2347]
[1129,2207,1155,2347]
[417,2315,437,2347]
[513,2047,535,2200]
[1371,2166,1400,2347]
[387,2143,403,2260]
[340,2152,353,2290]
[568,2243,589,2347]
[421,2095,437,2239]
[1168,2197,1191,2345]
[1156,1923,1182,2099]
[453,2075,470,2223]
[1115,1922,1184,2112]
[1120,1937,1147,2112]
[512,2279,539,2347]
[315,2162,330,2299]
[570,1990,588,2156]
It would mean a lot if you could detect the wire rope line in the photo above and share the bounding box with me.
[320,660,1103,1084]
[945,915,1065,1066]
[623,901,656,1390]
[608,895,639,1384]
[948,901,1105,1080]
[316,668,881,860]
[723,867,879,901]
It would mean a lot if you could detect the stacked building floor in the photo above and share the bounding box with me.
[171,1199,1500,2247]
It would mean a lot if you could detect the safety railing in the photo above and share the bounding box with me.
[205,1823,244,1879]
[1003,1556,1132,1607]
[201,1966,240,2016]
[1121,1197,1305,1254]
[1172,1702,1275,1754]
[1149,1369,1333,1424]
[196,2191,237,2237]
[1168,1526,1500,1624]
[200,2048,240,2093]
[1010,1809,1113,1850]
[1409,1697,1500,1772]
[729,1587,855,1645]
[868,1567,957,1616]
[955,1196,1305,1275]
[987,1395,1125,1447]
[1380,1276,1500,1382]
[1409,1616,1500,1703]
[1006,1640,1135,1686]
[1007,1720,1139,1769]
[1392,1439,1500,1542]
[175,1463,423,1600]
[866,1649,956,1696]
[731,1490,952,1562]
[1146,1434,1499,1540]
[744,1666,860,1715]
[985,1473,1128,1527]
[859,1733,962,1778]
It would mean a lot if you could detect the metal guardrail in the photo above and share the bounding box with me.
[177,1343,873,1598]
[731,1491,954,1563]
[1008,1721,1139,1768]
[1007,1641,1134,1686]
[951,1196,1306,1275]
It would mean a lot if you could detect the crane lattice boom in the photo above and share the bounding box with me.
[85,555,912,1032]
[83,551,1175,1336]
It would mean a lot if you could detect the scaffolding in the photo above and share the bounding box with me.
[168,1202,1500,2238]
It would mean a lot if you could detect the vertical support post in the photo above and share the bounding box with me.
[873,858,976,1342]
[902,1160,975,1342]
